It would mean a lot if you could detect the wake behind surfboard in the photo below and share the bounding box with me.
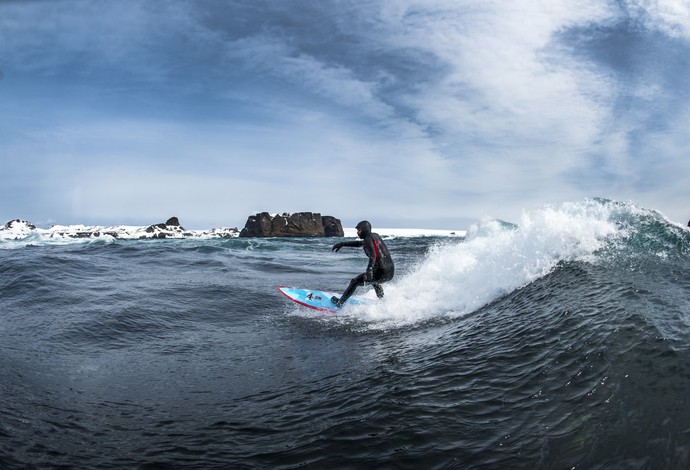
[278,286,373,313]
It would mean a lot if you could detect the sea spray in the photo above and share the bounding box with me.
[362,200,622,326]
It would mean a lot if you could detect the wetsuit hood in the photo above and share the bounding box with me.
[355,220,371,239]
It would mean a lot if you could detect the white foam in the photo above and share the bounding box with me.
[0,222,240,242]
[360,201,621,327]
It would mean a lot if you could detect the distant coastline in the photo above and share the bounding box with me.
[1,218,467,241]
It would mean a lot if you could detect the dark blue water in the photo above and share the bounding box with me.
[2,200,690,469]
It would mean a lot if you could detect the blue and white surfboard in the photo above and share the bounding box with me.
[278,286,373,313]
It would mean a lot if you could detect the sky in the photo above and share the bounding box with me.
[1,0,689,229]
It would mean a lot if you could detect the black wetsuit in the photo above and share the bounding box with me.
[332,221,394,306]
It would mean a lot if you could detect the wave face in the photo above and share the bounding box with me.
[1,199,690,468]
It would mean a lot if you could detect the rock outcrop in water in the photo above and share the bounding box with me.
[322,215,344,237]
[4,219,36,231]
[239,212,344,237]
[2,219,38,239]
[145,217,190,239]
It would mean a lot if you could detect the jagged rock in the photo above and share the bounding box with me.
[5,219,36,230]
[1,220,38,240]
[322,215,345,237]
[145,216,187,235]
[239,212,344,237]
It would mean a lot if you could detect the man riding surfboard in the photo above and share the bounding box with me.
[330,220,394,307]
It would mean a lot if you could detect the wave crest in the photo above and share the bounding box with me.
[364,199,684,326]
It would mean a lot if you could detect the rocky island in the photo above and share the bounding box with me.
[239,212,344,237]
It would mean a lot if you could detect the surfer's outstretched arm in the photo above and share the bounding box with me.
[332,240,363,252]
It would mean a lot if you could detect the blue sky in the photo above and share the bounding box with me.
[1,0,689,229]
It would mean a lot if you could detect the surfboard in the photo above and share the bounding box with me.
[278,286,373,313]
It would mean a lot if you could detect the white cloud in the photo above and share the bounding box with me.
[621,0,690,38]
[384,2,613,143]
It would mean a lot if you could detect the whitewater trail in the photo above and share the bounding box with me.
[359,201,623,327]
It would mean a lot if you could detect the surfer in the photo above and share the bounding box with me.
[330,220,394,307]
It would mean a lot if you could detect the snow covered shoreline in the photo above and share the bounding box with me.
[0,219,240,241]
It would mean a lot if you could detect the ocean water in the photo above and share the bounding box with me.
[2,199,690,469]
